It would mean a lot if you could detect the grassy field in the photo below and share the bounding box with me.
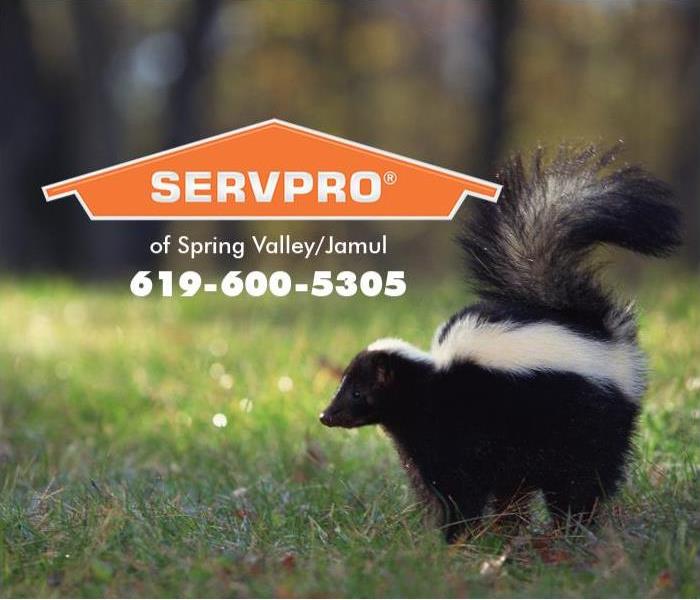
[0,274,698,598]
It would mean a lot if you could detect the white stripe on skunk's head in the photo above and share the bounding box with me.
[367,338,435,365]
[430,315,647,401]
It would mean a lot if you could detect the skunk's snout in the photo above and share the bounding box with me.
[319,411,335,427]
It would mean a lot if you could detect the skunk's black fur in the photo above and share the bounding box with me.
[320,147,681,542]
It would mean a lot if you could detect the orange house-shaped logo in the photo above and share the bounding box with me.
[42,119,501,220]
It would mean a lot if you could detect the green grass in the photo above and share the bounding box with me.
[0,275,699,597]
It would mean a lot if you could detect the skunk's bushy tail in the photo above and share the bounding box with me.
[461,146,682,337]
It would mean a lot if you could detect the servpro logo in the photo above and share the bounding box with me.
[42,119,501,220]
[151,170,386,204]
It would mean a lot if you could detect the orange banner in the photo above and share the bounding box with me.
[42,119,501,220]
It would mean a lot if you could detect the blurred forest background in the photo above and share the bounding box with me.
[1,0,699,278]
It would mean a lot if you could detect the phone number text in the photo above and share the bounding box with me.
[130,270,406,298]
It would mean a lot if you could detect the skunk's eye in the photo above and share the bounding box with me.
[352,390,361,398]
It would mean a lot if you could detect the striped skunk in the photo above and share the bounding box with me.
[319,147,681,542]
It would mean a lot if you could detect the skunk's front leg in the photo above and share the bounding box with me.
[432,478,490,543]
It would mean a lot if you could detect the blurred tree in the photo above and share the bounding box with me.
[475,0,518,177]
[71,1,134,275]
[671,1,700,268]
[0,0,81,272]
[167,0,221,148]
[165,0,226,271]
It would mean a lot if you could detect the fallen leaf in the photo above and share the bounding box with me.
[280,552,296,571]
[531,535,573,564]
[317,357,344,379]
[651,569,673,593]
[538,547,572,564]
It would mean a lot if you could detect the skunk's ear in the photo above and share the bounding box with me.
[374,354,394,387]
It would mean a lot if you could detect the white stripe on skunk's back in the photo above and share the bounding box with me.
[368,337,434,364]
[431,315,647,401]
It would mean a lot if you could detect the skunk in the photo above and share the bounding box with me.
[319,147,681,542]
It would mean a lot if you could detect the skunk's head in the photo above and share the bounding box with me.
[320,340,433,429]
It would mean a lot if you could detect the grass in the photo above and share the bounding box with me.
[0,273,699,597]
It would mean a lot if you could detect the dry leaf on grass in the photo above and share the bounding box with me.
[317,357,344,380]
[280,552,297,571]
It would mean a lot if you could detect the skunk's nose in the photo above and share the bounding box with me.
[319,411,332,426]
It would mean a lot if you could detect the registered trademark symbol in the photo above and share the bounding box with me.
[384,171,397,185]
